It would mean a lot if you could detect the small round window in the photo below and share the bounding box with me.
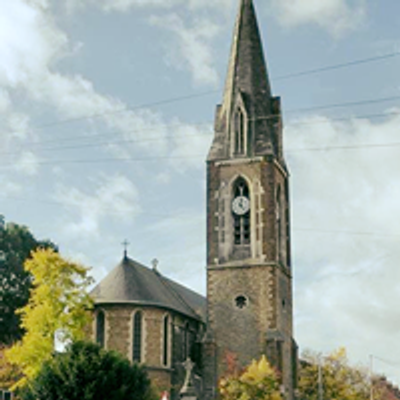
[235,295,248,309]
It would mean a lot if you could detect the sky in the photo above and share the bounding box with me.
[1,0,400,385]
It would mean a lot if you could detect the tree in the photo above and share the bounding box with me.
[219,355,281,400]
[298,348,370,400]
[0,216,56,345]
[18,341,155,400]
[0,345,22,390]
[6,249,93,387]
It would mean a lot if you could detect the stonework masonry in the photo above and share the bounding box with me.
[90,1,297,399]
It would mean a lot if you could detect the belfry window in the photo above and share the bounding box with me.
[132,311,143,363]
[234,108,245,155]
[96,310,105,348]
[232,178,251,245]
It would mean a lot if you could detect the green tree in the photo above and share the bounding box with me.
[299,348,370,400]
[6,249,93,387]
[0,216,56,345]
[219,355,281,400]
[18,341,155,400]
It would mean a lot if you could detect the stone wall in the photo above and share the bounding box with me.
[92,304,205,398]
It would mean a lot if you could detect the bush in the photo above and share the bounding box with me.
[18,341,155,400]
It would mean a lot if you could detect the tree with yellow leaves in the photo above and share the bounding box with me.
[299,348,370,400]
[219,355,281,400]
[6,249,93,388]
[0,345,21,390]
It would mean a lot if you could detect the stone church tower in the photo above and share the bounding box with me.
[90,1,297,399]
[204,0,297,398]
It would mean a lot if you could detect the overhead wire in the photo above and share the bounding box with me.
[2,194,400,240]
[1,49,399,141]
[1,103,400,159]
[275,51,400,81]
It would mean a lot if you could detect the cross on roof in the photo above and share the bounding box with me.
[122,240,130,258]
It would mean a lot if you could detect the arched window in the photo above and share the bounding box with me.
[234,108,245,155]
[163,315,169,367]
[232,178,251,245]
[96,310,105,348]
[132,311,142,363]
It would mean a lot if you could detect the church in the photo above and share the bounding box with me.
[90,0,297,399]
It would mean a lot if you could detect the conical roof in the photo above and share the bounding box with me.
[209,0,278,161]
[221,0,272,123]
[91,256,206,322]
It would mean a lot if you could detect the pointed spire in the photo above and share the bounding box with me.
[209,0,280,161]
[221,0,272,119]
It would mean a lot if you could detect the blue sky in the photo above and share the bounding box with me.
[1,0,400,384]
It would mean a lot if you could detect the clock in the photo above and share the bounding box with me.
[232,196,250,215]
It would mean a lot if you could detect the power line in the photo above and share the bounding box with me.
[285,95,400,114]
[2,194,400,240]
[0,122,213,157]
[294,228,400,239]
[22,90,218,131]
[0,154,205,169]
[276,51,400,81]
[3,136,400,168]
[1,51,399,138]
[2,106,400,158]
[372,355,400,368]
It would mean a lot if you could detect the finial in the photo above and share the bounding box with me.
[122,240,130,258]
[152,258,159,270]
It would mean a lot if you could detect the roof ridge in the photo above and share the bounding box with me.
[152,269,201,320]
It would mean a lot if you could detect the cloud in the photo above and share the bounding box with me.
[0,0,67,87]
[0,0,211,173]
[64,0,233,13]
[14,151,40,175]
[270,0,366,37]
[55,174,140,236]
[150,14,220,87]
[146,210,206,293]
[0,175,22,197]
[286,110,400,374]
[168,121,213,170]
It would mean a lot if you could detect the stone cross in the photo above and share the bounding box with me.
[180,358,197,400]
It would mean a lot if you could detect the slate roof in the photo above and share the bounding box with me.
[91,256,206,322]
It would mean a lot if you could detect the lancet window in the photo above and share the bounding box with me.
[234,108,246,155]
[163,315,169,367]
[132,311,143,363]
[233,178,251,245]
[96,310,105,348]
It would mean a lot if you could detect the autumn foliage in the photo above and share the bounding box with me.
[6,249,93,388]
[219,355,281,400]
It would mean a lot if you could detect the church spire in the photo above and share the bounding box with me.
[222,0,272,115]
[209,0,282,161]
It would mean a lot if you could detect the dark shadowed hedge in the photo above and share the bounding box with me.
[19,341,155,400]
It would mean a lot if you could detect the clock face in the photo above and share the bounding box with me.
[232,196,250,215]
